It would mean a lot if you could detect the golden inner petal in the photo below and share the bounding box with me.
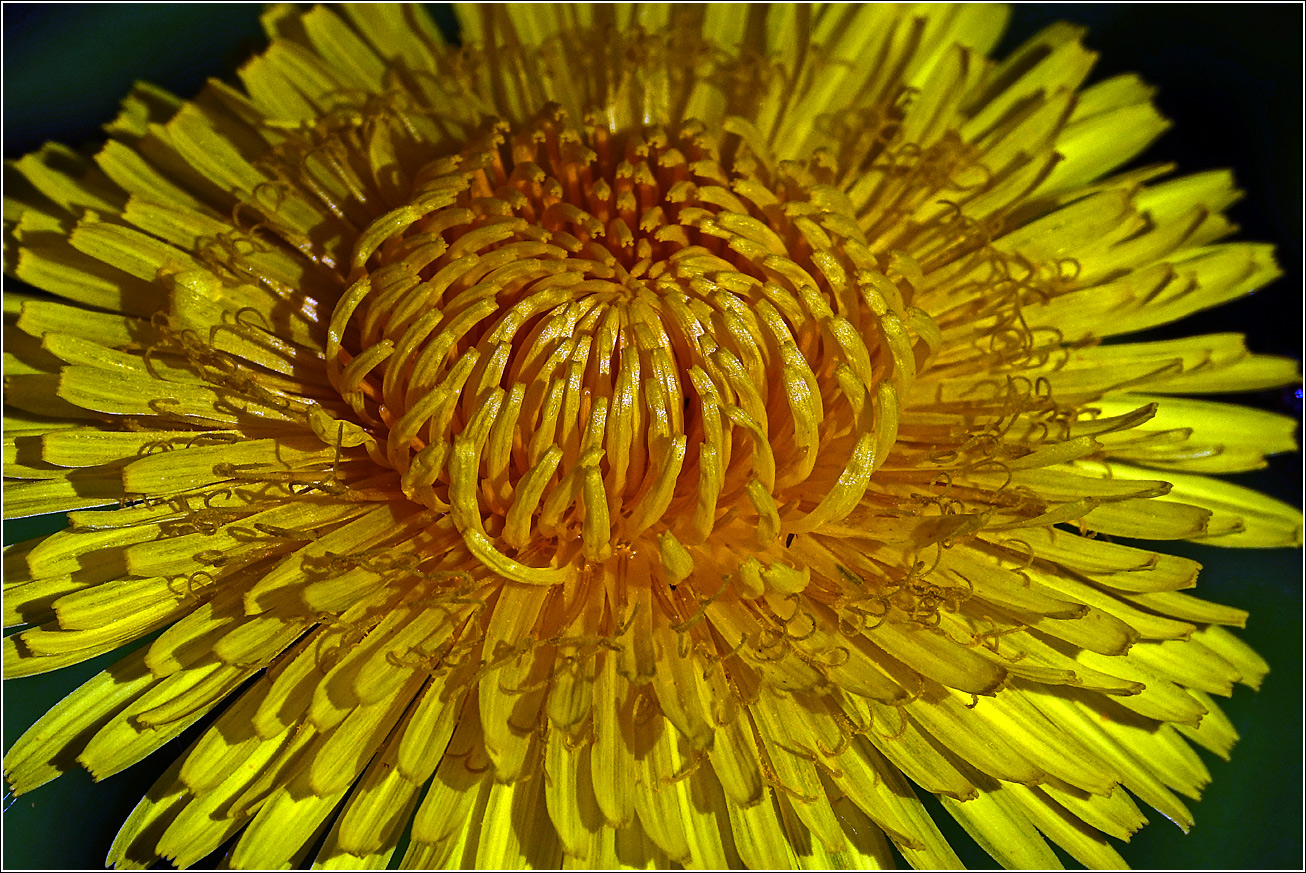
[323,106,927,592]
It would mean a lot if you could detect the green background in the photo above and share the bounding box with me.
[3,4,1302,870]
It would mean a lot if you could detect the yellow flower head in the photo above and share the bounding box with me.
[3,4,1301,869]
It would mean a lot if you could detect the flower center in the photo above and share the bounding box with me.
[325,106,930,592]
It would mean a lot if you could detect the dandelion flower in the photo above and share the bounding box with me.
[4,4,1302,870]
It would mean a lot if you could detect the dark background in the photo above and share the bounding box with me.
[2,4,1302,870]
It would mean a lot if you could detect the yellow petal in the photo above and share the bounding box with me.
[941,789,1064,870]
